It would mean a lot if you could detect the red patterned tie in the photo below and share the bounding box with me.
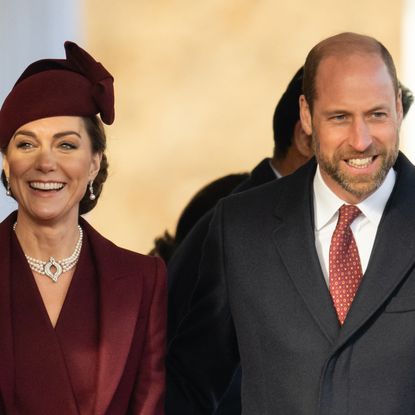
[329,204,362,325]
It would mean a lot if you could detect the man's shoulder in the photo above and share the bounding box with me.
[223,158,316,209]
[395,152,415,181]
[232,158,276,193]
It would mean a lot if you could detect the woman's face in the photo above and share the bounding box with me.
[3,116,101,225]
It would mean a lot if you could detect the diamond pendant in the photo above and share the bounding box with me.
[44,257,63,283]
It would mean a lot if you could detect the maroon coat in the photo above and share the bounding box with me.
[0,213,167,415]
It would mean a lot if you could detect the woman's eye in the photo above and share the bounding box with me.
[59,142,77,150]
[16,141,34,149]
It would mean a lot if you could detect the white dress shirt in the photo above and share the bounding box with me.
[313,166,396,286]
[269,159,282,179]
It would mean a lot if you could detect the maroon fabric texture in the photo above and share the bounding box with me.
[0,41,114,147]
[0,213,167,415]
[329,205,363,325]
[12,231,98,415]
[55,234,99,414]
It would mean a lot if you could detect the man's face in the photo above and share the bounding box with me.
[300,53,403,203]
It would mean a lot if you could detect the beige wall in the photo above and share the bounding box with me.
[84,0,403,253]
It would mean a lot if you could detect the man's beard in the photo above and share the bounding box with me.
[313,133,399,199]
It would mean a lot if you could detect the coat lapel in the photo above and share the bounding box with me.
[272,160,340,343]
[334,153,415,349]
[82,220,143,415]
[0,213,16,414]
[274,154,415,351]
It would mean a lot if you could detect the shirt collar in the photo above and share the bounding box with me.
[313,165,396,231]
[268,159,282,179]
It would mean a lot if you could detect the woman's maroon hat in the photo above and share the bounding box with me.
[0,41,114,148]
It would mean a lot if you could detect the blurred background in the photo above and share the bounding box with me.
[1,0,414,253]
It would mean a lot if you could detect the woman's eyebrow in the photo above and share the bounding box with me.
[53,130,82,139]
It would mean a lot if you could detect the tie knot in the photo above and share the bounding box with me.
[338,204,361,228]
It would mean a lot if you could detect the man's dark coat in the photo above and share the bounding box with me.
[168,153,415,414]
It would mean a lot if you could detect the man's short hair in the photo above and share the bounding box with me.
[302,32,399,114]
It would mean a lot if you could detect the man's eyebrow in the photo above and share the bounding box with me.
[365,105,389,112]
[321,109,351,116]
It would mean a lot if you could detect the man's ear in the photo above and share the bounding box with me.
[293,120,313,158]
[299,95,312,136]
[397,88,403,124]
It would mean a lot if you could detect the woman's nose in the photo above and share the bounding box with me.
[34,148,57,172]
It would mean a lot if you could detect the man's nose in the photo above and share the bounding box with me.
[348,118,373,152]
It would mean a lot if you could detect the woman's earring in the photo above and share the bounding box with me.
[6,178,11,196]
[89,180,96,200]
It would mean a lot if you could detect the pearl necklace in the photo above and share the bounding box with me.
[13,222,83,283]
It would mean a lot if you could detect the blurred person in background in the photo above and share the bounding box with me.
[167,66,311,338]
[150,173,249,263]
[166,66,313,414]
